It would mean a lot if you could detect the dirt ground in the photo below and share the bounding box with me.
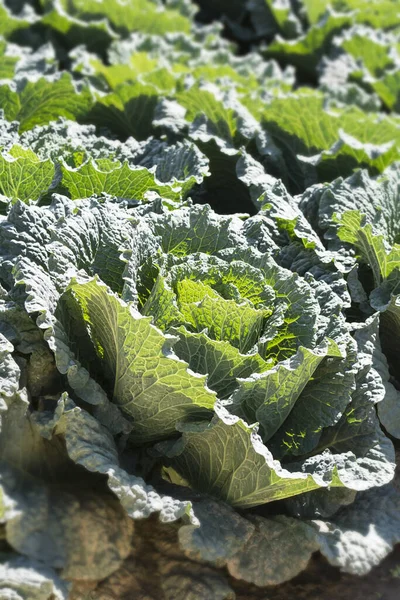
[71,536,400,600]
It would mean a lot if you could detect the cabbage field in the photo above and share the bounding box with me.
[1,1,400,598]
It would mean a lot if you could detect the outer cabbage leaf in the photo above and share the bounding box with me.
[236,153,350,303]
[369,275,400,433]
[323,26,400,111]
[268,332,357,458]
[0,197,138,433]
[177,478,400,584]
[374,316,400,439]
[226,514,319,586]
[335,26,397,76]
[0,3,37,40]
[166,85,272,214]
[16,118,135,161]
[267,10,352,74]
[160,402,327,508]
[288,316,396,486]
[0,344,133,582]
[102,28,294,94]
[0,556,69,600]
[230,339,344,442]
[45,394,198,524]
[336,210,400,284]
[305,163,400,252]
[0,145,54,205]
[178,497,319,586]
[62,277,216,442]
[0,338,198,588]
[333,208,400,439]
[372,70,400,113]
[258,90,400,190]
[60,158,185,202]
[147,203,245,258]
[14,119,209,199]
[0,74,93,133]
[302,0,400,29]
[315,481,400,575]
[0,334,20,399]
[177,479,400,585]
[177,496,255,565]
[88,82,160,140]
[40,0,118,51]
[40,0,191,39]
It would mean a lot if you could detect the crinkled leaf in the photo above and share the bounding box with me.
[293,317,396,490]
[316,482,400,575]
[170,325,271,399]
[41,0,191,38]
[0,556,69,600]
[133,140,210,198]
[178,497,255,565]
[61,158,184,202]
[52,396,198,524]
[161,403,333,508]
[270,333,357,458]
[230,339,343,442]
[336,210,400,285]
[0,333,20,400]
[1,360,132,581]
[267,11,352,74]
[64,277,216,442]
[88,82,159,140]
[226,515,319,586]
[0,146,54,204]
[0,74,93,133]
[314,164,400,250]
[259,90,400,189]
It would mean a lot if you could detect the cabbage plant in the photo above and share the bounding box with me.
[1,196,399,598]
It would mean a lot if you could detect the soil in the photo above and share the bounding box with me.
[71,538,400,600]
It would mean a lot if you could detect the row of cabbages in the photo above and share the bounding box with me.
[1,154,400,597]
[2,0,400,597]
